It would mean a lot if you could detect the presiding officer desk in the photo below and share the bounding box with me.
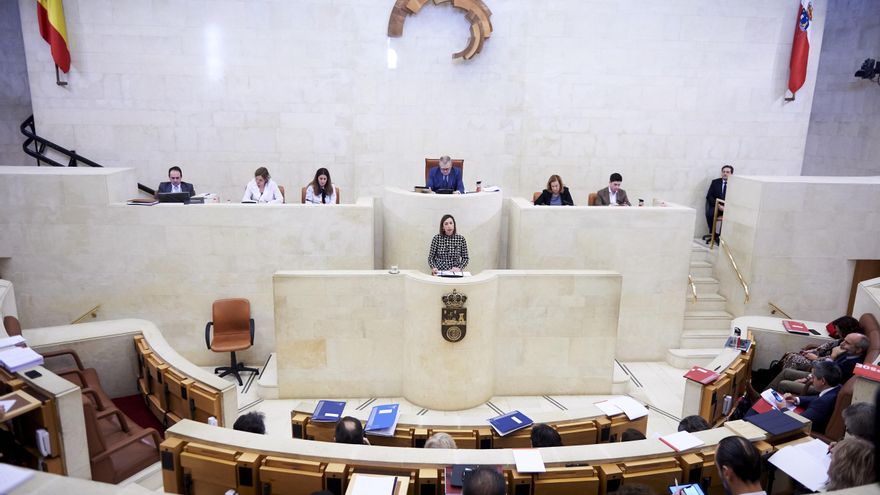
[382,186,503,274]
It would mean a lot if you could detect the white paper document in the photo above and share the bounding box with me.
[0,463,34,493]
[513,449,546,473]
[0,346,43,372]
[760,389,793,411]
[594,400,623,417]
[0,335,25,350]
[610,396,649,420]
[659,431,705,452]
[768,439,831,492]
[348,474,397,494]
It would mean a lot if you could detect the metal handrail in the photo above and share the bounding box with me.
[768,302,792,319]
[708,198,724,249]
[71,305,100,324]
[687,275,698,303]
[20,115,155,196]
[719,238,750,303]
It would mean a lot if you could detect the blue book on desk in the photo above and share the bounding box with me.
[311,400,346,422]
[488,410,533,436]
[365,403,400,436]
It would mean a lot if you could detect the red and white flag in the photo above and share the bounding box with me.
[786,0,813,100]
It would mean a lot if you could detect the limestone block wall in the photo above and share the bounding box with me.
[718,176,880,320]
[507,199,695,361]
[274,270,621,409]
[17,0,826,231]
[0,167,374,364]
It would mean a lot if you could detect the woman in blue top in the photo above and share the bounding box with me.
[534,175,574,206]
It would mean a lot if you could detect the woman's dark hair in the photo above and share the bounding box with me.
[439,214,456,236]
[831,315,862,338]
[678,415,711,433]
[233,411,266,435]
[620,428,646,442]
[254,166,271,182]
[716,436,762,483]
[310,167,333,200]
[530,423,563,448]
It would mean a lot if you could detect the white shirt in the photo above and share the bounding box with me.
[304,185,337,205]
[242,178,283,204]
[171,183,181,193]
[609,190,618,205]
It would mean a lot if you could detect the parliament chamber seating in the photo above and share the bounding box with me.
[3,315,21,336]
[278,185,286,203]
[205,298,259,387]
[159,418,793,495]
[135,335,226,428]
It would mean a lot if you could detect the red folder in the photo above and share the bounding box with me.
[854,363,880,382]
[751,398,804,415]
[782,320,810,335]
[683,366,720,385]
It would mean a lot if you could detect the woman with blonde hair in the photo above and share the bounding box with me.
[826,436,875,490]
[534,174,574,206]
[242,166,284,203]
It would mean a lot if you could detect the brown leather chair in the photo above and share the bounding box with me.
[82,394,160,483]
[3,315,21,336]
[532,191,541,203]
[301,185,341,204]
[42,349,114,411]
[424,158,464,184]
[588,192,599,206]
[205,298,258,386]
[278,185,286,203]
[822,313,880,440]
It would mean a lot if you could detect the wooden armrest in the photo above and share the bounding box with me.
[40,348,85,370]
[91,428,161,463]
[95,408,132,433]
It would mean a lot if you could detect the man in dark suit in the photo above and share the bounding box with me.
[705,164,733,240]
[426,155,464,194]
[778,360,842,434]
[156,166,196,197]
[595,172,631,206]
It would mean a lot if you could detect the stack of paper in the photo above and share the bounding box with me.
[513,449,546,473]
[0,346,43,372]
[487,410,533,436]
[659,431,705,451]
[312,400,346,422]
[347,473,398,495]
[768,439,830,491]
[365,404,400,437]
[594,396,649,420]
[0,335,26,350]
[127,198,159,206]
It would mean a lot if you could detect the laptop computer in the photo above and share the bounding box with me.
[157,192,192,203]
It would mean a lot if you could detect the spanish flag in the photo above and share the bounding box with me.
[37,0,71,73]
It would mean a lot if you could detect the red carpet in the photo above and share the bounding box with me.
[112,394,166,437]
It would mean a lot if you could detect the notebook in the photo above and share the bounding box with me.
[311,400,346,422]
[365,403,400,436]
[744,409,804,436]
[487,410,533,436]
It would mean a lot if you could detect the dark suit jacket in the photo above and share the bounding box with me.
[426,167,464,193]
[799,386,840,434]
[534,187,574,206]
[595,187,630,206]
[157,181,195,196]
[705,177,727,219]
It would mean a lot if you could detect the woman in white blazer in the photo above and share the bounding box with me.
[242,166,283,204]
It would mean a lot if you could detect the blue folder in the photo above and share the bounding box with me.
[311,400,346,422]
[365,403,400,436]
[744,409,803,436]
[487,410,533,436]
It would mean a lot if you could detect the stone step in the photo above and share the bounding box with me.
[680,329,732,349]
[666,348,722,369]
[691,276,720,294]
[689,260,714,278]
[684,310,733,330]
[685,292,727,311]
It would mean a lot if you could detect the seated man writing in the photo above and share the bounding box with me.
[595,172,631,206]
[156,166,195,197]
[427,155,464,194]
[773,360,842,434]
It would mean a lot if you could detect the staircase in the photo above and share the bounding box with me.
[666,240,734,368]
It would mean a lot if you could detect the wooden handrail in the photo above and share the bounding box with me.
[71,305,100,324]
[719,239,750,303]
[768,302,792,319]
[687,275,697,303]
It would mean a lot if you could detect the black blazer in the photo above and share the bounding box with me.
[157,181,196,196]
[705,178,726,212]
[798,386,840,434]
[534,187,574,206]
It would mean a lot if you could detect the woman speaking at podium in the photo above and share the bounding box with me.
[428,214,469,276]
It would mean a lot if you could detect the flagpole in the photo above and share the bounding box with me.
[55,64,68,86]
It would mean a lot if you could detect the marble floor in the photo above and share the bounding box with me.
[205,360,689,440]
